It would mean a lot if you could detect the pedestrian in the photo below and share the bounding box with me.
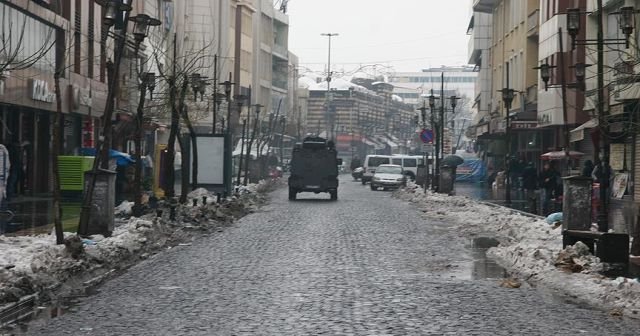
[0,144,10,208]
[539,162,558,215]
[350,156,361,171]
[582,160,594,178]
[522,162,538,214]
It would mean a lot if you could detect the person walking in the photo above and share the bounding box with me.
[582,160,594,178]
[522,162,537,213]
[539,162,558,215]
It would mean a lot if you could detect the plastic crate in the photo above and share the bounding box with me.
[58,156,95,191]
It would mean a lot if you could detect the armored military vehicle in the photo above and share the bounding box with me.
[288,136,342,201]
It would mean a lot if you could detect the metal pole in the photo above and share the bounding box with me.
[596,0,609,232]
[558,28,571,176]
[237,119,246,186]
[213,54,218,134]
[280,117,285,166]
[226,73,233,133]
[438,73,445,191]
[132,76,147,217]
[505,64,512,206]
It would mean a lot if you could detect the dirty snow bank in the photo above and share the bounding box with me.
[0,178,282,308]
[394,182,640,318]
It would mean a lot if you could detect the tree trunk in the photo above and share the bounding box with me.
[181,106,198,189]
[165,78,178,198]
[52,72,64,244]
[132,85,147,216]
[177,78,190,203]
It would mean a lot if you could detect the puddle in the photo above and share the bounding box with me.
[468,237,508,280]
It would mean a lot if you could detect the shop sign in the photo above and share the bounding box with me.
[70,85,92,109]
[511,121,537,130]
[29,79,55,103]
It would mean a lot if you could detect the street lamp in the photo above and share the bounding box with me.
[244,103,261,186]
[96,0,132,27]
[129,13,161,44]
[619,6,635,47]
[219,74,234,133]
[449,96,461,154]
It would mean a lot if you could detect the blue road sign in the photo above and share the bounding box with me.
[420,129,434,143]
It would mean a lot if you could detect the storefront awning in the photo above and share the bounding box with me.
[570,118,598,143]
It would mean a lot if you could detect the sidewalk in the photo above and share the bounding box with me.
[394,183,640,319]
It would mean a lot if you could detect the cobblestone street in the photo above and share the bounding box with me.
[27,179,640,335]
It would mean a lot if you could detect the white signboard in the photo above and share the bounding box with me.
[421,143,434,153]
[192,136,225,185]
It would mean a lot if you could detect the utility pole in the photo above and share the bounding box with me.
[213,54,218,133]
[504,64,512,207]
[596,0,609,232]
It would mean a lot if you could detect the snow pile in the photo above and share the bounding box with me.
[115,201,134,216]
[0,178,282,307]
[395,182,640,318]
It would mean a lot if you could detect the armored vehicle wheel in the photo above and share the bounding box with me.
[361,179,366,185]
[370,184,377,191]
[288,187,297,200]
[330,190,338,200]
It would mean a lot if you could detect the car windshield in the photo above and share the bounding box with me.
[368,157,389,167]
[376,166,402,174]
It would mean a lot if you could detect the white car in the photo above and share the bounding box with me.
[370,164,406,191]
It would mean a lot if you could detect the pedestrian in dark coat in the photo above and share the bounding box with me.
[582,160,594,178]
[522,162,537,191]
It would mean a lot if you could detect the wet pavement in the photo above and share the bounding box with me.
[17,179,640,335]
[454,182,550,215]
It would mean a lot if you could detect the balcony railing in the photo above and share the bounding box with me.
[527,9,539,37]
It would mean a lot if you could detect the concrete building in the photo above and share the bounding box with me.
[0,0,109,196]
[389,66,478,153]
[470,0,541,171]
[305,77,416,160]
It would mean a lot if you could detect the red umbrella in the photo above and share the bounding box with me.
[540,150,584,160]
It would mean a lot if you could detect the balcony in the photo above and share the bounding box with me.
[473,0,496,13]
[527,9,539,38]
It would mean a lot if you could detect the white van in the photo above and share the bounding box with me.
[362,154,429,183]
[361,155,391,184]
[389,155,427,180]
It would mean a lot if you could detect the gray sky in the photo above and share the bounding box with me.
[288,0,473,76]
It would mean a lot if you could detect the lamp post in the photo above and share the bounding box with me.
[449,95,461,154]
[427,90,439,191]
[218,74,234,195]
[237,118,246,186]
[500,87,515,207]
[280,115,287,166]
[78,0,134,236]
[220,73,234,133]
[417,101,429,192]
[321,33,338,139]
[244,103,261,186]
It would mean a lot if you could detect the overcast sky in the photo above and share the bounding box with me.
[287,0,473,77]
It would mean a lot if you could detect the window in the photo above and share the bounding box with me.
[73,0,81,74]
[392,158,402,165]
[404,159,417,167]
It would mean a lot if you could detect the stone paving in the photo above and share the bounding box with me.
[25,179,640,335]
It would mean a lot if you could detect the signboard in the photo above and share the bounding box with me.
[421,143,433,153]
[193,135,226,186]
[612,173,628,199]
[420,129,434,143]
[29,79,55,103]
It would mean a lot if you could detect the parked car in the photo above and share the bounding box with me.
[370,164,406,191]
[352,167,364,181]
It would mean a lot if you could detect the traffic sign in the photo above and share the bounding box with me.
[420,129,434,143]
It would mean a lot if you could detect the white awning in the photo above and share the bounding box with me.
[570,118,598,142]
